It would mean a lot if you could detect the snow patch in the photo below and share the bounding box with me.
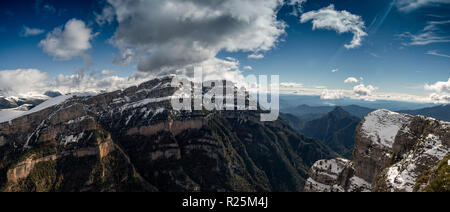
[61,132,85,145]
[361,109,412,148]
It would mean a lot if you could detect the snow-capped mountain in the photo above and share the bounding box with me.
[305,109,449,192]
[0,76,336,192]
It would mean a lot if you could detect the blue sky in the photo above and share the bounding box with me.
[0,0,449,102]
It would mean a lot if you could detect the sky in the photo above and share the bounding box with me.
[0,0,449,103]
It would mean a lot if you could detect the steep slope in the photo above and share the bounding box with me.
[305,109,449,192]
[280,113,304,132]
[0,76,336,192]
[301,107,360,159]
[398,104,450,122]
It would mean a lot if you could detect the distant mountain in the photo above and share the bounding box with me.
[282,104,374,122]
[300,107,360,159]
[0,97,48,110]
[0,92,63,111]
[398,104,450,122]
[279,95,435,111]
[280,113,305,132]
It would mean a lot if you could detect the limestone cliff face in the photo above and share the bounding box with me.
[305,109,449,192]
[0,76,335,192]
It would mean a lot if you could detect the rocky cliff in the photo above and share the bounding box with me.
[305,109,449,192]
[0,76,336,192]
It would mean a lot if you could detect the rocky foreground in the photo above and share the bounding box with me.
[305,109,449,192]
[0,76,336,192]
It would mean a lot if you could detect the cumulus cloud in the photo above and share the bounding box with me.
[396,0,450,12]
[425,78,450,103]
[106,0,285,75]
[0,69,155,98]
[321,89,344,100]
[95,6,115,26]
[429,93,450,103]
[300,4,367,49]
[353,84,377,97]
[344,77,359,84]
[20,26,45,37]
[288,0,308,16]
[0,69,48,97]
[39,19,94,60]
[425,78,450,93]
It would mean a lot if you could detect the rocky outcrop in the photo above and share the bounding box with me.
[305,109,449,192]
[0,76,336,192]
[304,158,370,192]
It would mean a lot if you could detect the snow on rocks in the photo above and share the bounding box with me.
[304,158,371,192]
[383,133,449,192]
[360,109,412,148]
[61,132,85,146]
[0,95,74,124]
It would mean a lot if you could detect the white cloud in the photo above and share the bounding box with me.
[288,0,308,16]
[39,19,94,60]
[0,69,155,98]
[21,26,45,37]
[243,66,253,70]
[398,20,450,46]
[280,82,303,88]
[300,4,367,49]
[424,77,450,103]
[396,0,450,12]
[281,85,429,103]
[0,69,48,97]
[101,70,117,75]
[321,89,344,100]
[95,6,115,26]
[344,77,359,84]
[426,50,450,58]
[331,69,338,73]
[429,93,450,103]
[353,84,377,97]
[425,78,450,93]
[106,0,285,76]
[248,53,265,59]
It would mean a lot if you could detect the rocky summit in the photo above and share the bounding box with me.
[0,76,336,192]
[305,109,449,192]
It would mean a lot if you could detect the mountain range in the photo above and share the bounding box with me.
[0,77,448,192]
[0,76,337,192]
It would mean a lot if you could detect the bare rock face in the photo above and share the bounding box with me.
[353,110,413,183]
[0,76,336,192]
[373,116,449,192]
[305,109,449,192]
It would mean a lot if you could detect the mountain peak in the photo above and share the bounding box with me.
[329,106,351,119]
